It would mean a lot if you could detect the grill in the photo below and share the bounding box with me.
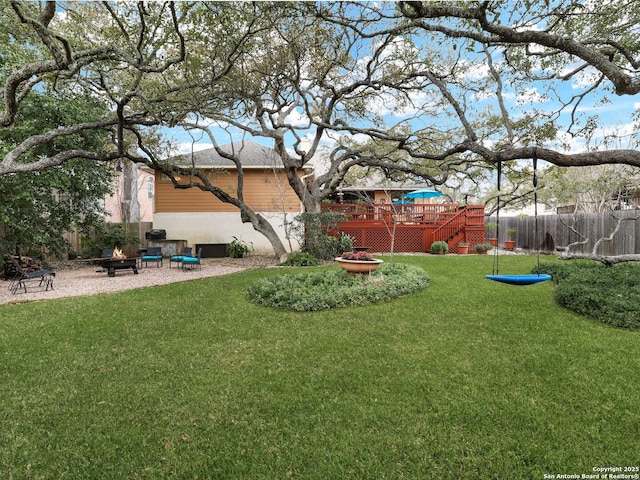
[146,229,167,240]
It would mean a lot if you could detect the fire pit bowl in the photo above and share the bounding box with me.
[99,257,139,277]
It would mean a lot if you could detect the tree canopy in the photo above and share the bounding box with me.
[0,91,114,256]
[1,1,639,255]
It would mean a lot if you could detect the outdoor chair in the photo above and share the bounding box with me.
[5,256,55,294]
[182,248,202,271]
[169,247,193,268]
[141,246,163,268]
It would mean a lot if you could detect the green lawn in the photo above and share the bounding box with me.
[1,255,638,479]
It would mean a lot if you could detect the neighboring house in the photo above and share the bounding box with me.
[104,161,155,223]
[331,183,448,204]
[153,140,312,255]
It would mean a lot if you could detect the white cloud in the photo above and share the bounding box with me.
[284,108,311,128]
[176,142,213,155]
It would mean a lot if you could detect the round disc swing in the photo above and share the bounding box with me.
[485,149,552,286]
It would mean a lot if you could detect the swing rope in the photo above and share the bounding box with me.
[491,161,502,275]
[486,147,552,285]
[532,148,542,274]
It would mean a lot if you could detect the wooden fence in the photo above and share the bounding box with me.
[61,222,153,258]
[488,211,640,256]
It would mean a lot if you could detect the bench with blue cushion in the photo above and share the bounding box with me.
[169,247,193,268]
[182,248,202,271]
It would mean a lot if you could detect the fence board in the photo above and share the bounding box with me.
[488,212,640,256]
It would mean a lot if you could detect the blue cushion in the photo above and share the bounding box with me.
[142,255,162,260]
[170,256,184,261]
[182,257,199,264]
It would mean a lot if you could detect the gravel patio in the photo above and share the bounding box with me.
[1,256,279,305]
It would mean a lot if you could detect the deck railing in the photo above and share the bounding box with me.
[323,203,468,225]
[322,203,486,253]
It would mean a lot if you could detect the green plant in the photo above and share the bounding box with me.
[227,236,253,258]
[0,93,115,259]
[281,251,320,266]
[544,261,640,329]
[288,212,349,260]
[247,262,429,311]
[486,222,498,237]
[506,227,517,240]
[475,243,492,252]
[458,241,469,247]
[430,241,449,254]
[322,232,355,260]
[337,232,354,254]
[80,222,139,257]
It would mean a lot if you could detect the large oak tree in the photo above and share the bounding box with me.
[2,1,639,256]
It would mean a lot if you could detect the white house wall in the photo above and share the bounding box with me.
[153,212,300,255]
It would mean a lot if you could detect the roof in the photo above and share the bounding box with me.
[337,182,438,192]
[168,140,310,170]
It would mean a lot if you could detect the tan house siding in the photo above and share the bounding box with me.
[155,169,302,213]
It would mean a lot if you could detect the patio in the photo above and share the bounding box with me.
[0,257,264,305]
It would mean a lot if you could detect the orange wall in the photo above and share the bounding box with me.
[155,169,303,213]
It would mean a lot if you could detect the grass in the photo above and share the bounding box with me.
[1,254,639,479]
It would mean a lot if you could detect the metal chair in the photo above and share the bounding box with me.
[141,246,163,267]
[5,256,55,294]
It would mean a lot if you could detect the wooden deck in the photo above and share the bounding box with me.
[323,203,485,253]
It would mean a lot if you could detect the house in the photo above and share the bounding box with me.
[330,183,447,204]
[153,140,312,255]
[104,161,155,224]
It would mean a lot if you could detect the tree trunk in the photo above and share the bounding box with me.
[239,206,288,260]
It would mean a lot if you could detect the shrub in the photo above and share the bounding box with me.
[542,261,640,329]
[80,222,139,257]
[227,236,253,258]
[320,233,354,260]
[430,241,448,254]
[247,263,430,311]
[281,251,320,267]
[287,212,352,260]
